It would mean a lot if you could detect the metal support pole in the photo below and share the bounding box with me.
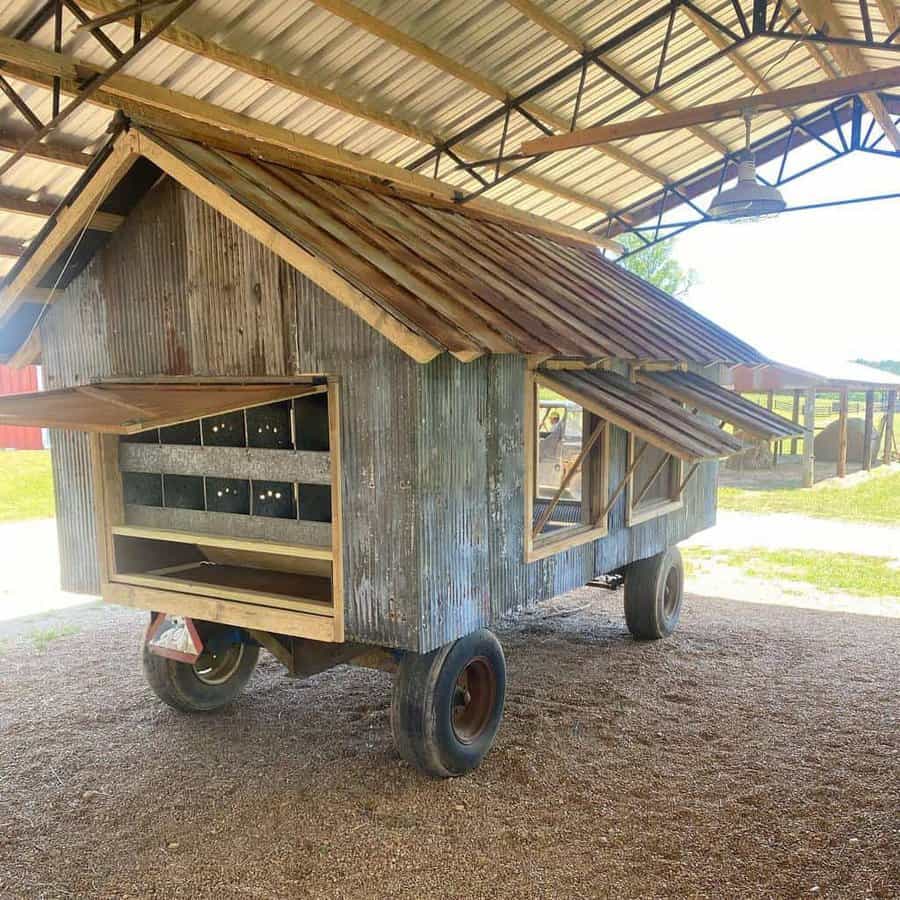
[802,388,816,487]
[863,390,875,470]
[837,388,849,478]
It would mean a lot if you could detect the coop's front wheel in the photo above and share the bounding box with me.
[391,629,506,778]
[624,546,685,640]
[142,630,259,713]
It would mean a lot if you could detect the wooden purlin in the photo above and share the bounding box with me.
[76,0,618,218]
[0,35,618,254]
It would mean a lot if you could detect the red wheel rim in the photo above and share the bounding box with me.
[452,657,497,744]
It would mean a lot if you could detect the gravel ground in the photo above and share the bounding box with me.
[1,590,897,900]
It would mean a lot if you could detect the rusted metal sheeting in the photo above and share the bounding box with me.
[643,370,804,440]
[150,130,767,366]
[541,369,745,461]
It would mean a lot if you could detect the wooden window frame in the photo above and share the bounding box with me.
[524,371,609,563]
[624,433,684,527]
[90,377,344,643]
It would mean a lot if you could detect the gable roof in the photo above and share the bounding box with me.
[0,126,767,367]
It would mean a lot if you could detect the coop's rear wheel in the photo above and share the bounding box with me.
[142,628,259,713]
[391,629,506,778]
[624,546,684,640]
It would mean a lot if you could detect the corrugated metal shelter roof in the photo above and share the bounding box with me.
[640,369,804,438]
[538,368,746,461]
[732,358,900,391]
[0,125,769,366]
[0,0,894,286]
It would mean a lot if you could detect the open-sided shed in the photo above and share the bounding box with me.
[733,359,900,484]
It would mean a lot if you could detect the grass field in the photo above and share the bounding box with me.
[0,450,54,522]
[683,546,900,599]
[718,467,900,524]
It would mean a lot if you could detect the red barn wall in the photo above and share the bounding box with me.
[0,365,42,450]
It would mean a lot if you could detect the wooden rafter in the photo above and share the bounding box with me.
[522,66,900,153]
[0,128,93,167]
[795,0,900,149]
[76,1,616,217]
[305,0,671,185]
[0,36,619,252]
[0,190,123,230]
[681,5,798,125]
[505,0,730,155]
[876,0,900,35]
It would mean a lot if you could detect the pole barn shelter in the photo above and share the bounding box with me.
[733,359,900,485]
[0,0,895,776]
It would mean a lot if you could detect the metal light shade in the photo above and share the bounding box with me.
[707,151,786,221]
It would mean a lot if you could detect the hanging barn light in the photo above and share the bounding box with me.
[707,111,787,221]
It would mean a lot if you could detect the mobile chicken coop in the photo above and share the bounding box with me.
[0,127,797,777]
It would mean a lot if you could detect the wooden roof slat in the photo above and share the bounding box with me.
[304,178,586,356]
[640,370,805,439]
[539,369,745,460]
[387,198,636,358]
[267,167,551,355]
[795,0,900,149]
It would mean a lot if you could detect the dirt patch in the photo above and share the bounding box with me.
[0,591,897,899]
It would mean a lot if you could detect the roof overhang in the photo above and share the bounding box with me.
[537,368,746,462]
[0,378,323,434]
[0,125,769,370]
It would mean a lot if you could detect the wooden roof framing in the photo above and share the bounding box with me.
[0,125,769,367]
[0,0,892,293]
[639,370,804,439]
[538,368,747,461]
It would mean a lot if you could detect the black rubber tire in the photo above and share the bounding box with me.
[391,629,506,778]
[624,546,685,640]
[141,637,259,713]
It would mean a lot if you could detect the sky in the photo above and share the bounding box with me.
[667,142,899,366]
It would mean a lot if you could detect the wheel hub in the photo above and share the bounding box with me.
[452,657,496,744]
[192,642,245,685]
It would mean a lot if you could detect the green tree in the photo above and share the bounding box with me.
[617,234,697,298]
[855,359,900,376]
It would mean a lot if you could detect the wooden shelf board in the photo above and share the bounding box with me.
[111,524,333,560]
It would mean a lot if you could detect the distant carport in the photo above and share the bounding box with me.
[732,360,900,486]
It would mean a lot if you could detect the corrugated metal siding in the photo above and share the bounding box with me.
[40,175,716,648]
[40,253,112,594]
[414,353,717,653]
[0,363,41,449]
[284,264,422,651]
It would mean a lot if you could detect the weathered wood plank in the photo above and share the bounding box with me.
[122,504,333,547]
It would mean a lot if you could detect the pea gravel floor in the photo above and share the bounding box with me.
[0,589,897,900]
